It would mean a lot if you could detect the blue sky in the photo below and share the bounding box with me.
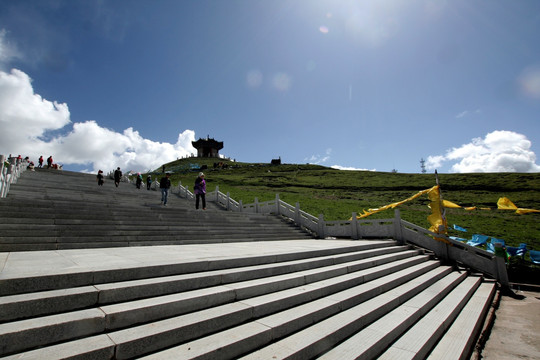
[0,0,539,174]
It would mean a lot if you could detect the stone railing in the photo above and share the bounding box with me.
[397,215,509,287]
[173,182,509,287]
[0,154,28,198]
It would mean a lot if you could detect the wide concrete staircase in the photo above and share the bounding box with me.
[0,169,497,359]
[0,169,312,251]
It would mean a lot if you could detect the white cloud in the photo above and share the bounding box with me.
[425,155,445,169]
[0,30,22,70]
[455,111,468,119]
[427,130,540,173]
[305,148,332,164]
[331,165,375,171]
[455,109,481,119]
[0,68,196,173]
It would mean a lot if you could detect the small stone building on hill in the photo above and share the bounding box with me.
[192,136,224,158]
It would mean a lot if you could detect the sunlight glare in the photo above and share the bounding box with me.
[319,26,329,34]
[272,72,292,92]
[519,65,540,99]
[246,69,263,89]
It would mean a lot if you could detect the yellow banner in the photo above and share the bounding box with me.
[427,186,445,233]
[497,197,540,214]
[442,200,461,209]
[355,186,436,219]
[497,197,518,210]
[353,192,538,238]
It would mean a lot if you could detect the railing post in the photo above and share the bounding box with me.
[226,192,230,210]
[239,199,243,212]
[394,209,404,245]
[351,212,358,240]
[318,214,325,239]
[8,164,14,185]
[275,193,280,214]
[255,197,259,213]
[494,256,510,288]
[0,155,4,198]
[438,224,449,261]
[215,186,219,202]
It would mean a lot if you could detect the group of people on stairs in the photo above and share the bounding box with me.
[97,167,206,210]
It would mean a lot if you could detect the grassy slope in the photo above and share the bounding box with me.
[149,157,540,250]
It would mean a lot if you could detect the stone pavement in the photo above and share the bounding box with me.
[480,289,540,360]
[0,239,368,279]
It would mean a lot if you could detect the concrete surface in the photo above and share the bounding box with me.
[0,240,378,279]
[2,240,536,359]
[480,290,540,360]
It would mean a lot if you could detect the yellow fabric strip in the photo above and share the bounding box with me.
[497,197,518,210]
[356,186,437,219]
[442,200,461,209]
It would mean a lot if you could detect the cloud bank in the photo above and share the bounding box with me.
[0,68,196,173]
[426,130,540,173]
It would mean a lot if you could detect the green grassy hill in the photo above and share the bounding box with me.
[149,157,540,251]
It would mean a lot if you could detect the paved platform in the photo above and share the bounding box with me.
[0,239,374,279]
[480,289,540,359]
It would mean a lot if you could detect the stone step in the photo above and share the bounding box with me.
[0,246,412,322]
[0,251,429,356]
[330,276,483,360]
[110,262,446,359]
[0,213,287,227]
[0,240,397,296]
[0,171,314,251]
[134,266,455,359]
[0,235,314,253]
[426,281,496,360]
[0,200,292,222]
[0,257,442,359]
[0,225,307,236]
[238,270,467,360]
[102,254,430,330]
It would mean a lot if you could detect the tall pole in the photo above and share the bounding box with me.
[434,170,447,234]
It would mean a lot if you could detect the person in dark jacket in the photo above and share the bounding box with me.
[160,173,171,206]
[146,174,152,190]
[194,172,206,210]
[136,173,142,189]
[114,167,122,187]
[97,170,104,186]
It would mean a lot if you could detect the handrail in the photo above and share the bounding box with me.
[0,154,29,198]
[172,182,509,287]
[397,215,509,287]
